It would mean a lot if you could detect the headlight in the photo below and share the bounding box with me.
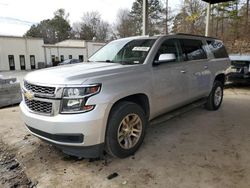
[60,84,101,114]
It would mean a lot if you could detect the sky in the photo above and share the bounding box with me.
[0,0,180,36]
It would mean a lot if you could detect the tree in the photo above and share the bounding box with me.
[130,0,165,35]
[114,9,136,38]
[172,0,206,35]
[73,11,110,41]
[50,9,71,42]
[25,9,71,44]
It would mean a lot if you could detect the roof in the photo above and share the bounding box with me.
[44,39,86,48]
[229,55,250,61]
[175,33,218,40]
[56,40,87,47]
[202,0,234,4]
[0,35,43,40]
[43,39,106,48]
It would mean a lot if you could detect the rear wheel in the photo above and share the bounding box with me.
[105,102,147,158]
[205,80,224,111]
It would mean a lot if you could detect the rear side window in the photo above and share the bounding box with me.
[179,39,207,61]
[207,40,228,58]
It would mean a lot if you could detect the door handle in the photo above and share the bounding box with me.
[204,65,208,69]
[180,70,186,74]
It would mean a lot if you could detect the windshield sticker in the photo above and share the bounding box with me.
[133,61,140,64]
[132,47,150,52]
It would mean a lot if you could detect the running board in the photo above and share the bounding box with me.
[150,98,207,126]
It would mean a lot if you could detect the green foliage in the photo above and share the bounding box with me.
[24,9,71,44]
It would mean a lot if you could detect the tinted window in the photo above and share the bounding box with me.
[207,40,228,58]
[180,39,207,61]
[155,39,181,62]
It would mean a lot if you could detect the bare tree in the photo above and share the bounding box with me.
[72,11,110,41]
[172,0,206,35]
[115,9,136,38]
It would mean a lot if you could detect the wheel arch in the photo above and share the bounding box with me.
[214,73,226,85]
[109,93,150,120]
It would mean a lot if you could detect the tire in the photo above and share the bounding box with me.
[205,80,224,111]
[105,101,147,158]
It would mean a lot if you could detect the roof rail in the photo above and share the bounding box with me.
[175,33,218,40]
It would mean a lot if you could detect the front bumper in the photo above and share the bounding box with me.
[227,72,250,83]
[20,101,109,157]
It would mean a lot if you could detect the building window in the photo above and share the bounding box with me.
[8,55,15,70]
[19,55,26,70]
[30,55,36,69]
[79,55,84,62]
[60,55,64,62]
[69,55,72,59]
[51,55,55,66]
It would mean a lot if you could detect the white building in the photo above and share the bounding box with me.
[0,36,44,71]
[0,36,105,71]
[43,40,105,66]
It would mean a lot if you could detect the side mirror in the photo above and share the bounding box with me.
[154,53,176,65]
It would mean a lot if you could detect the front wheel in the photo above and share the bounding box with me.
[205,80,224,111]
[105,102,147,158]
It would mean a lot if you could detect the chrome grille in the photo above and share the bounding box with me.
[25,97,52,114]
[24,81,55,95]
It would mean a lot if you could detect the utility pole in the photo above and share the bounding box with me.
[142,0,148,35]
[205,3,211,36]
[246,0,249,33]
[166,0,168,34]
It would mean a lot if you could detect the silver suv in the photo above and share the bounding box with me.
[20,34,230,158]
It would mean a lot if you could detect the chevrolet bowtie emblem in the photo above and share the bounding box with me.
[24,90,34,101]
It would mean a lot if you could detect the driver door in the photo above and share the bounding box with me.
[152,38,189,116]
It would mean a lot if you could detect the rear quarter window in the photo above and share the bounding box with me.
[207,40,228,58]
[179,39,207,61]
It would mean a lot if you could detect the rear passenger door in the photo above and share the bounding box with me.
[179,38,211,100]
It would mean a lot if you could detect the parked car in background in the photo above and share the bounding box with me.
[227,55,250,83]
[20,34,230,159]
[58,59,82,66]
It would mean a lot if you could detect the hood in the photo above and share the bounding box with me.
[25,62,131,85]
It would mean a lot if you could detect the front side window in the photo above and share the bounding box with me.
[155,39,181,63]
[89,38,156,64]
[180,39,207,61]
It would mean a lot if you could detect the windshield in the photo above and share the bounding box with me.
[88,38,156,64]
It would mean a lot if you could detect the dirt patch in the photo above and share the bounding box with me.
[0,141,37,188]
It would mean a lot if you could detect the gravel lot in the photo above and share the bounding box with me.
[0,86,250,188]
